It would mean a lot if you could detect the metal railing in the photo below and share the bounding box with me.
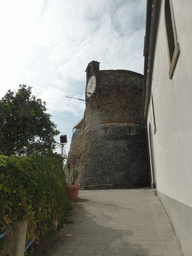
[24,235,37,252]
[0,229,11,239]
[0,221,57,254]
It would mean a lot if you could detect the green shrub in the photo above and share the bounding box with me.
[0,154,71,253]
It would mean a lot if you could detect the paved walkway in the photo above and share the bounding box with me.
[45,189,183,256]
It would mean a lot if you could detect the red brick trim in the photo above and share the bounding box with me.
[85,119,145,130]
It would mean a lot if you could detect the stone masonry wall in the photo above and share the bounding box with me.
[85,70,143,126]
[67,120,86,184]
[80,123,150,188]
[68,66,150,188]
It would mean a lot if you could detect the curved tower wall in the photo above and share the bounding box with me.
[85,70,143,124]
[68,62,150,189]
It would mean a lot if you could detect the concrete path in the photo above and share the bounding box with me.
[45,189,183,256]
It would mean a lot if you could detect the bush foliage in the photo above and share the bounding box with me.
[0,154,71,253]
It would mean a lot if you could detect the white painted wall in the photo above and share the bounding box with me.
[147,0,192,207]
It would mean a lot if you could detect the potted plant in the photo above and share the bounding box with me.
[65,165,80,200]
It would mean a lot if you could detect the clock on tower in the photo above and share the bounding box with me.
[85,61,99,99]
[86,75,96,98]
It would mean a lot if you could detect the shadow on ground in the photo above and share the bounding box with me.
[36,195,150,256]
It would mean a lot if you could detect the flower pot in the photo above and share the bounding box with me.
[66,184,80,200]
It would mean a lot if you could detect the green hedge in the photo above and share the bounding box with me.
[0,154,71,253]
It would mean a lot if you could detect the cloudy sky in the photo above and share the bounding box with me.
[0,0,146,154]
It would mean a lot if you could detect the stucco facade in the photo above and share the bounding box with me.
[68,61,150,189]
[143,1,192,255]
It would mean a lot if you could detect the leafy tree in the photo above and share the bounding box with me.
[0,84,60,156]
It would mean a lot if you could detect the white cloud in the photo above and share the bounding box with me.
[0,0,146,106]
[37,85,85,115]
[0,0,147,153]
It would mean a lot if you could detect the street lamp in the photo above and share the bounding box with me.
[60,135,67,157]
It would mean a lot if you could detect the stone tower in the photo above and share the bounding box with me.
[68,61,150,189]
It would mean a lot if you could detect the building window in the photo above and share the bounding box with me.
[72,128,80,140]
[165,0,180,79]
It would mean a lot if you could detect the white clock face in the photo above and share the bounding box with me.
[87,76,96,97]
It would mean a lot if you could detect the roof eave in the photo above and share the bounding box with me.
[143,0,162,121]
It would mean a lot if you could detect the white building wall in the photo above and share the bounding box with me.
[147,1,192,254]
[148,0,192,207]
